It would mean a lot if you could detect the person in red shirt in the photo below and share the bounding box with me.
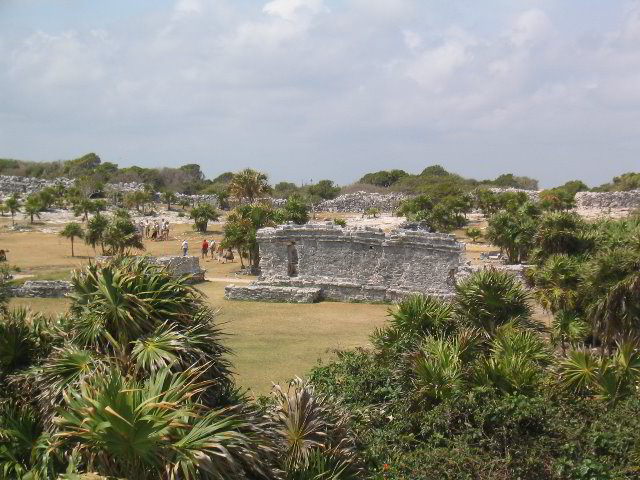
[201,239,209,259]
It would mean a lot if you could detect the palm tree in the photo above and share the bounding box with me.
[0,199,5,216]
[270,377,363,478]
[23,196,43,224]
[551,310,589,355]
[101,213,144,255]
[455,269,539,338]
[84,212,109,254]
[371,295,455,353]
[4,258,276,478]
[558,339,640,405]
[229,168,270,204]
[531,254,581,314]
[60,222,84,257]
[582,247,640,351]
[5,195,20,226]
[162,191,177,211]
[190,203,220,233]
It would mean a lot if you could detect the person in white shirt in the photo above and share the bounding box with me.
[181,240,188,256]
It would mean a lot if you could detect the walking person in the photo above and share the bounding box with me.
[210,239,217,258]
[201,239,209,259]
[181,239,188,256]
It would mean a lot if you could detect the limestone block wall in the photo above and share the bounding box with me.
[575,190,640,209]
[227,224,463,302]
[315,192,408,213]
[147,256,206,282]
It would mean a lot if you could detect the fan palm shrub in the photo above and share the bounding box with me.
[270,377,363,479]
[55,366,274,480]
[551,310,589,355]
[455,269,538,338]
[558,339,640,405]
[372,295,455,354]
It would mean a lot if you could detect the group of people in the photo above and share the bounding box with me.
[180,238,234,263]
[138,219,170,241]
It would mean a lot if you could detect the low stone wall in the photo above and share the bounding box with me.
[10,280,73,298]
[95,255,206,283]
[316,192,408,213]
[575,190,640,210]
[224,284,322,303]
[147,256,206,283]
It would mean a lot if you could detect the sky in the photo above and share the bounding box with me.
[0,0,639,187]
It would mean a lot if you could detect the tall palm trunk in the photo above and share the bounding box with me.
[71,237,75,257]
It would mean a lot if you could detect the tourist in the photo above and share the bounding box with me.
[181,239,188,256]
[201,239,209,258]
[210,239,217,258]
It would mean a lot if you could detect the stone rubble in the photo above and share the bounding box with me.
[9,280,73,298]
[575,190,640,210]
[315,192,408,213]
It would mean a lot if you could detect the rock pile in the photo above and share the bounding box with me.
[316,192,408,213]
[0,176,74,198]
[10,280,73,298]
[487,188,540,203]
[575,190,640,210]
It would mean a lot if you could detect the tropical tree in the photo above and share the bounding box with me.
[532,211,591,263]
[229,168,270,203]
[0,200,5,216]
[558,339,640,405]
[72,198,97,222]
[307,179,340,200]
[270,377,363,478]
[455,269,538,338]
[190,203,220,232]
[275,194,309,225]
[465,226,482,243]
[371,295,455,354]
[23,196,43,224]
[551,310,589,355]
[102,212,144,255]
[59,222,84,257]
[84,212,109,254]
[222,204,275,268]
[5,195,20,226]
[486,207,538,263]
[162,191,177,211]
[2,258,276,478]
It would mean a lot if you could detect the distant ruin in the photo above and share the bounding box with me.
[225,223,464,303]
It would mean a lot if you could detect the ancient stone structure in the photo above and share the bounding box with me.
[575,190,640,210]
[147,256,206,282]
[0,176,74,198]
[95,255,206,283]
[225,223,464,303]
[10,280,73,298]
[315,192,408,213]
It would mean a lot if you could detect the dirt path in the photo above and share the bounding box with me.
[205,277,253,284]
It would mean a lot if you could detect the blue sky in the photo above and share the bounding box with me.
[1,0,639,187]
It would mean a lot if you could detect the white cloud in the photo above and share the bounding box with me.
[263,0,328,21]
[508,9,551,47]
[174,0,202,18]
[399,42,469,90]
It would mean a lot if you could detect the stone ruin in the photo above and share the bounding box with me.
[315,192,408,213]
[225,223,464,303]
[575,190,640,210]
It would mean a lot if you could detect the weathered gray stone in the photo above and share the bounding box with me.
[315,192,408,213]
[575,190,640,209]
[226,224,464,303]
[96,255,206,283]
[224,285,322,303]
[10,280,72,298]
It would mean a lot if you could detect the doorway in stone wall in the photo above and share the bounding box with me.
[287,242,298,277]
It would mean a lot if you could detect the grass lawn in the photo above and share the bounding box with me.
[9,282,388,395]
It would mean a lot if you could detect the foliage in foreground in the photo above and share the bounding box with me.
[310,271,640,479]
